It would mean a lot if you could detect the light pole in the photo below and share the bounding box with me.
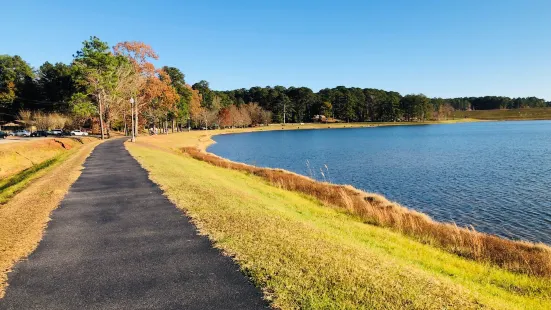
[130,97,136,142]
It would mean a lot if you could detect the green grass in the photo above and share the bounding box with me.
[0,138,99,205]
[127,142,551,309]
[0,153,70,205]
[452,108,551,120]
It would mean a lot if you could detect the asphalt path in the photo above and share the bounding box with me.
[0,138,267,310]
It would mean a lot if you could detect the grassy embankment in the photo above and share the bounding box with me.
[127,128,551,309]
[0,137,102,297]
[0,137,98,204]
[452,107,551,120]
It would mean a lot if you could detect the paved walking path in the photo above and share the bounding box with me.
[0,139,267,310]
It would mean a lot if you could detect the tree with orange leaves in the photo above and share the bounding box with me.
[188,84,203,129]
[113,41,159,138]
[142,69,179,133]
[218,107,233,128]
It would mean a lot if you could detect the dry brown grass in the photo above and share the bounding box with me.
[0,139,102,298]
[183,146,551,277]
[0,137,98,179]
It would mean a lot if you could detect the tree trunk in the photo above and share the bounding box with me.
[134,99,139,138]
[98,98,105,140]
[106,108,111,138]
[130,101,135,142]
[123,110,127,136]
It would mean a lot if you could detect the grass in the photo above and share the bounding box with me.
[0,137,98,180]
[183,147,551,277]
[0,157,59,204]
[127,133,551,309]
[452,108,551,120]
[0,138,102,298]
[0,137,99,205]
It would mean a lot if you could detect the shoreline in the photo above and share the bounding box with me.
[127,137,551,308]
[195,118,483,152]
[135,122,551,277]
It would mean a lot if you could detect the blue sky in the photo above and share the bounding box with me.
[2,0,550,99]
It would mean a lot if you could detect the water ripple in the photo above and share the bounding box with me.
[210,121,551,245]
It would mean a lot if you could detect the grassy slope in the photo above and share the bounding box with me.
[0,139,102,297]
[0,138,99,204]
[127,140,551,310]
[452,108,551,120]
[0,137,98,179]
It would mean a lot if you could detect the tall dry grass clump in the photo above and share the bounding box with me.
[182,146,551,277]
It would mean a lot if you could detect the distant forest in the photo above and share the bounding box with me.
[1,42,550,128]
[212,87,550,123]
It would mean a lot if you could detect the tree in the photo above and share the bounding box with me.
[0,55,35,118]
[188,84,203,128]
[196,107,217,129]
[260,110,272,125]
[73,36,125,139]
[163,66,191,130]
[142,69,180,133]
[192,80,213,109]
[400,94,432,121]
[18,109,33,130]
[245,102,263,125]
[236,105,251,127]
[320,101,332,120]
[218,107,233,128]
[37,62,76,112]
[70,92,96,128]
[287,87,315,122]
[227,105,240,127]
[113,41,159,138]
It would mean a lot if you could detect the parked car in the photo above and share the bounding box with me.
[70,130,89,136]
[51,129,63,136]
[30,130,48,137]
[0,131,8,139]
[13,130,31,137]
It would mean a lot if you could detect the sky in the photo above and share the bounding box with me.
[2,0,550,100]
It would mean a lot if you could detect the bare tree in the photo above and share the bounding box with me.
[18,110,33,131]
[260,110,272,125]
[33,111,48,130]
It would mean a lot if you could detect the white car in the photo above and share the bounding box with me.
[51,129,63,136]
[13,130,31,137]
[70,130,89,136]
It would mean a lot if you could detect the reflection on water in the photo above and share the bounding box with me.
[209,121,551,244]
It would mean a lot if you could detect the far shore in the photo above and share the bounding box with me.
[185,118,483,152]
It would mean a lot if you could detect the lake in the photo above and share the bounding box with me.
[208,121,551,245]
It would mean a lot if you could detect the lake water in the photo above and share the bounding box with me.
[208,121,551,244]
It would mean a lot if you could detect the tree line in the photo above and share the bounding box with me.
[204,87,550,123]
[1,35,550,138]
[0,36,274,138]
